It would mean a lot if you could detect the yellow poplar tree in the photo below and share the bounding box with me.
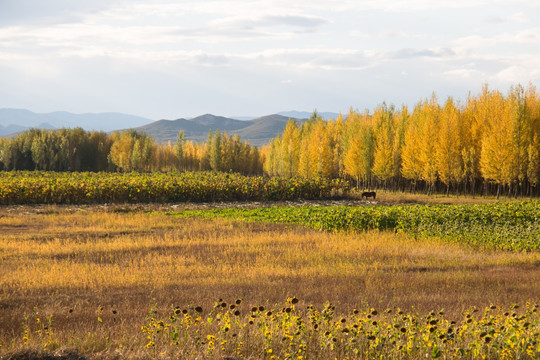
[526,84,540,192]
[343,135,364,187]
[372,103,396,185]
[507,85,531,194]
[310,119,334,178]
[418,95,440,193]
[342,110,375,187]
[280,119,300,177]
[263,138,281,176]
[401,102,426,187]
[298,117,317,178]
[460,93,481,195]
[109,131,135,171]
[329,114,345,177]
[435,97,463,194]
[479,88,513,198]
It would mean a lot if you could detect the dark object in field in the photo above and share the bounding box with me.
[361,191,376,199]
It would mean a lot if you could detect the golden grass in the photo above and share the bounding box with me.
[0,205,539,358]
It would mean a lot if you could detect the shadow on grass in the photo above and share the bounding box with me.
[5,351,87,360]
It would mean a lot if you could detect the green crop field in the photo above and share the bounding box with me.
[171,200,540,252]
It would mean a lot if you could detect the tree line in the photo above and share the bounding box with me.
[1,83,538,197]
[263,84,540,197]
[0,128,263,175]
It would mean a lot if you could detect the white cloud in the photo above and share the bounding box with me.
[326,0,499,12]
[211,14,329,29]
[390,47,456,59]
[379,30,411,38]
[350,29,427,39]
[349,30,369,38]
[1,0,539,117]
[443,68,486,79]
[491,63,540,83]
[487,12,528,24]
[454,28,540,49]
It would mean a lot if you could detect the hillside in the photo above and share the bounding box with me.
[136,113,306,146]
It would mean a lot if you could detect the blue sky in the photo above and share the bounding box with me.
[0,0,539,120]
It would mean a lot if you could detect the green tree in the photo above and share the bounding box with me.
[209,130,222,171]
[31,131,49,170]
[174,130,186,171]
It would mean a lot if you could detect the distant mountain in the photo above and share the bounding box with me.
[136,113,307,146]
[1,108,337,146]
[0,108,152,134]
[235,114,302,143]
[0,122,57,137]
[0,124,26,137]
[189,114,249,130]
[277,110,340,121]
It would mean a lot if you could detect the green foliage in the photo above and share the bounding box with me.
[0,128,111,172]
[175,201,540,252]
[0,171,350,205]
[208,129,222,171]
[174,130,185,169]
[0,128,264,174]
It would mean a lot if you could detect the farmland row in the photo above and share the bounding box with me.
[173,201,540,251]
[0,171,350,204]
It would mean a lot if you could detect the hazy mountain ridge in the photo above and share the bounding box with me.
[0,108,151,135]
[0,108,340,145]
[137,114,308,146]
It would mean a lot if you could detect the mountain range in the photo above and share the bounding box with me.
[0,108,340,145]
[0,108,151,136]
[137,113,310,146]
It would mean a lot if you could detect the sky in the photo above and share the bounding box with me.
[0,0,539,120]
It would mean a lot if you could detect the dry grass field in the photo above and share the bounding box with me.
[1,204,539,359]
